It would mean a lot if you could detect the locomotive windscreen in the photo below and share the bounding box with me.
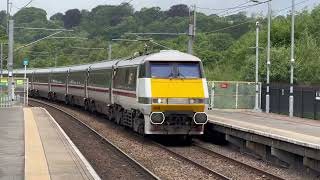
[150,62,202,79]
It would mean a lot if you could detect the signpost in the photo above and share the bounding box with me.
[23,58,29,78]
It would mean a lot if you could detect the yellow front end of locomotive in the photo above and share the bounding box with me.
[150,78,207,112]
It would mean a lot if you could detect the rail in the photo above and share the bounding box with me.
[151,141,231,180]
[193,142,285,180]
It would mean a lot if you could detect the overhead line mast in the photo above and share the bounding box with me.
[188,5,196,55]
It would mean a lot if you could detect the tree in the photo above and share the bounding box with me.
[50,13,63,21]
[0,11,6,40]
[0,11,7,26]
[63,9,81,29]
[9,2,320,86]
[166,4,189,17]
[113,3,134,25]
[13,7,47,25]
[135,7,163,25]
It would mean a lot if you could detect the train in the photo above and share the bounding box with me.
[9,50,209,139]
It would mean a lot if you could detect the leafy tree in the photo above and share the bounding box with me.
[63,9,81,29]
[7,2,320,85]
[50,13,63,21]
[135,7,163,25]
[166,4,189,17]
[13,7,47,25]
[0,11,6,41]
[0,11,7,26]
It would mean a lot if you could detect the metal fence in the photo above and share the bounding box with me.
[0,77,28,107]
[208,81,262,109]
[261,84,320,120]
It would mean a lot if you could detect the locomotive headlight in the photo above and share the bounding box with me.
[152,98,168,104]
[189,98,204,104]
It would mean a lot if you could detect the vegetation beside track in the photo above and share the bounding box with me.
[0,3,320,84]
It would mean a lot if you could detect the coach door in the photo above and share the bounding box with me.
[66,70,70,95]
[48,71,52,93]
[31,72,35,90]
[85,68,90,99]
[110,66,116,105]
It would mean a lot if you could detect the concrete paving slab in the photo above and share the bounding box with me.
[0,107,99,180]
[31,107,98,180]
[0,108,24,180]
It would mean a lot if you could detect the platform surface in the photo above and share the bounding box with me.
[0,107,99,180]
[207,110,320,150]
[0,108,24,180]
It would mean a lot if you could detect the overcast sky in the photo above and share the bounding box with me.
[1,0,319,18]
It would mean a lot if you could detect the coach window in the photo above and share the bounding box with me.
[90,70,103,87]
[105,70,112,87]
[89,69,112,88]
[127,67,137,91]
[37,74,49,83]
[114,68,126,89]
[52,73,66,84]
[69,71,85,85]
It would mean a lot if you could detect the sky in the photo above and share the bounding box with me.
[0,0,319,18]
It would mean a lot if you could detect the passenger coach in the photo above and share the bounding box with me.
[13,50,209,138]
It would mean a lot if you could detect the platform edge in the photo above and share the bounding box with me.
[40,107,101,180]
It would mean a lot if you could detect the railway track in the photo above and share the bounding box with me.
[192,143,285,180]
[29,99,159,180]
[154,141,284,180]
[29,98,286,180]
[151,142,231,180]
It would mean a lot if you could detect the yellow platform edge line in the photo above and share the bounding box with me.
[24,108,51,180]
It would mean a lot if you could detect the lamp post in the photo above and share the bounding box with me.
[0,43,3,78]
[8,20,14,101]
[254,21,261,111]
[266,0,272,113]
[251,0,272,112]
[289,0,295,118]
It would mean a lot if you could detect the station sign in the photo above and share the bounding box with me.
[220,83,229,89]
[0,78,8,87]
[16,80,24,86]
[23,58,29,66]
[316,91,320,101]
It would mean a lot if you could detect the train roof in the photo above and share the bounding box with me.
[145,50,201,62]
[4,50,202,74]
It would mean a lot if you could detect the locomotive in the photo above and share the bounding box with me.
[12,50,209,138]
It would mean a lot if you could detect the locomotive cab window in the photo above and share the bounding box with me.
[149,62,203,79]
[176,63,201,78]
[114,66,137,91]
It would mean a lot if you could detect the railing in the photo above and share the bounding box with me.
[208,81,262,110]
[0,77,29,107]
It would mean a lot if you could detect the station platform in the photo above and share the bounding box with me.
[207,109,320,172]
[0,107,100,180]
